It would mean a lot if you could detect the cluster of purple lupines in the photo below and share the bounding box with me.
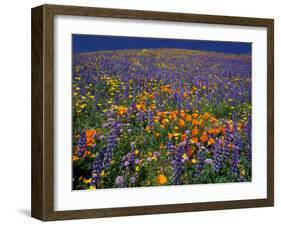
[73,49,251,114]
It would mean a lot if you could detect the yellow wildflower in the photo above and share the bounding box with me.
[191,158,197,164]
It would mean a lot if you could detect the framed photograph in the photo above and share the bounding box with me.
[31,4,274,221]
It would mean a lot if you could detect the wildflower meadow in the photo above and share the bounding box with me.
[72,46,252,190]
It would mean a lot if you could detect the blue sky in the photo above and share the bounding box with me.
[72,34,252,55]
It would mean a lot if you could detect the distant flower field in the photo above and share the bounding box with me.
[72,48,252,190]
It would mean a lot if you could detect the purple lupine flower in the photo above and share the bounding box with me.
[91,151,104,188]
[171,142,186,185]
[166,140,175,153]
[114,91,119,104]
[184,134,191,159]
[131,101,136,110]
[77,132,87,157]
[147,110,153,127]
[213,139,224,172]
[132,85,137,99]
[232,110,237,122]
[194,149,205,178]
[231,144,240,176]
[123,82,129,99]
[103,122,121,170]
[136,111,145,123]
[231,122,242,177]
[245,115,252,162]
[222,122,232,160]
[173,92,180,110]
[186,99,192,112]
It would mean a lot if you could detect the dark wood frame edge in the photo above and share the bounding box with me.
[31,4,274,221]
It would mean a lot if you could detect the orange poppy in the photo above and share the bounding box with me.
[85,129,97,147]
[208,138,215,145]
[170,111,177,121]
[190,137,198,143]
[136,103,145,111]
[210,117,217,124]
[161,112,165,117]
[156,111,162,117]
[203,112,211,120]
[192,119,199,126]
[199,120,205,128]
[168,132,173,140]
[200,132,208,142]
[86,138,95,147]
[117,106,127,116]
[185,114,192,122]
[192,113,199,119]
[181,133,187,141]
[149,105,156,111]
[192,127,199,137]
[83,150,91,157]
[160,85,170,92]
[73,155,79,161]
[178,119,185,128]
[180,110,186,118]
[157,174,167,185]
[85,129,96,138]
[161,118,169,126]
[214,128,220,134]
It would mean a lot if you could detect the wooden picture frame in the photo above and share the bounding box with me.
[31,4,274,221]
